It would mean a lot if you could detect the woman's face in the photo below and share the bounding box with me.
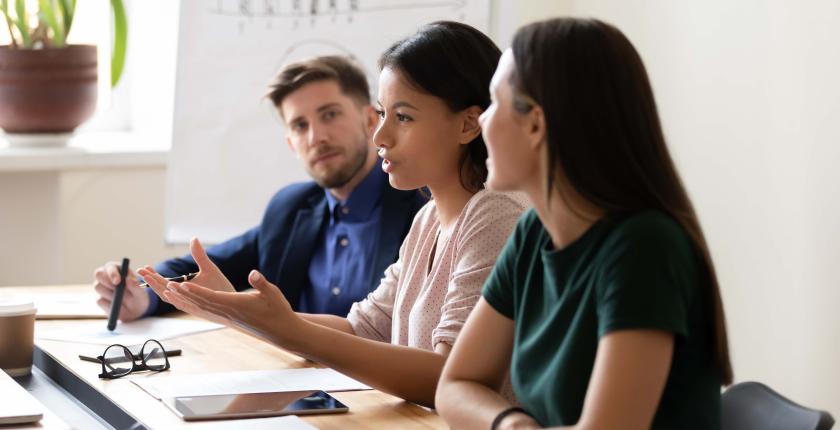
[480,49,540,192]
[373,67,465,192]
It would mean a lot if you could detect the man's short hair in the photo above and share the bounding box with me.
[266,55,371,116]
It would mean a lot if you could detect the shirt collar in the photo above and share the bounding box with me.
[324,158,387,222]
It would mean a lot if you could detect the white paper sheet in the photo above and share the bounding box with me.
[180,415,317,430]
[133,368,371,399]
[35,317,224,345]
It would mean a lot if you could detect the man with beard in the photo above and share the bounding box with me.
[92,56,426,320]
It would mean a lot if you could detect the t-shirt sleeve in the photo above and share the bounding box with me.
[433,194,525,347]
[595,213,699,339]
[481,210,532,320]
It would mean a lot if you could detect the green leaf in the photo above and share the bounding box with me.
[38,0,64,47]
[14,0,31,48]
[110,0,127,87]
[57,0,72,36]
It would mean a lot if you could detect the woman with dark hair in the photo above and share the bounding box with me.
[137,21,526,407]
[436,17,732,429]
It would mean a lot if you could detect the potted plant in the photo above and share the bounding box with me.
[0,0,127,139]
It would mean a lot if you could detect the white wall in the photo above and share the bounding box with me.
[57,168,189,282]
[0,172,62,285]
[552,0,840,417]
[0,167,188,286]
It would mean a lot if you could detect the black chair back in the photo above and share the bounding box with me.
[722,381,834,430]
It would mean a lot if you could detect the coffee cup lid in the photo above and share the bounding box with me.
[0,298,36,316]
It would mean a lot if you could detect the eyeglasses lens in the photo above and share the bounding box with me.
[142,340,167,371]
[103,345,133,377]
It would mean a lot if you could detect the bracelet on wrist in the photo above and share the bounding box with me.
[490,406,531,430]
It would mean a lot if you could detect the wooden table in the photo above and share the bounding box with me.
[6,285,447,429]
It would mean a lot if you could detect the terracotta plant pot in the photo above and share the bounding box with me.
[0,44,97,134]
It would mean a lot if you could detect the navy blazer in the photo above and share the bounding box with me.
[150,181,427,315]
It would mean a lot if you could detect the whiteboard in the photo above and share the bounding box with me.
[167,0,491,243]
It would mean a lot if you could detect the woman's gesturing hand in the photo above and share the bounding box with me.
[158,268,301,347]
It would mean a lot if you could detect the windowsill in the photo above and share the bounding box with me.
[0,131,169,172]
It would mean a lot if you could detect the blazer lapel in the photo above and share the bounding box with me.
[278,193,327,307]
[367,186,417,291]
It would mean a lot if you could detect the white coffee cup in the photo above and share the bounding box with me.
[0,299,37,376]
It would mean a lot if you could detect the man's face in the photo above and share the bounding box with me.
[280,80,373,189]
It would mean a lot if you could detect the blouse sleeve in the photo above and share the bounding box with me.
[432,193,526,348]
[345,255,402,343]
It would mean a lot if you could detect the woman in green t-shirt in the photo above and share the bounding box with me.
[436,18,733,429]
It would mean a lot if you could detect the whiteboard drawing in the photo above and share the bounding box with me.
[209,0,476,33]
[209,0,472,20]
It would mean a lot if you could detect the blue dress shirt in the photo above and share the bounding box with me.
[299,164,387,315]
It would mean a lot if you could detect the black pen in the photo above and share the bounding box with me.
[107,258,130,331]
[137,272,199,289]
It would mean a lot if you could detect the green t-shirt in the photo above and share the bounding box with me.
[483,209,721,428]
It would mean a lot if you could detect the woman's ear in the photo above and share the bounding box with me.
[526,105,547,151]
[459,105,484,145]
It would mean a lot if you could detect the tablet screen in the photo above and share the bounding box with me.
[169,390,348,420]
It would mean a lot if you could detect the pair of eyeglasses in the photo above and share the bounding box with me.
[97,339,170,379]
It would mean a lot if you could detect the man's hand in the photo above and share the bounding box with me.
[93,262,149,322]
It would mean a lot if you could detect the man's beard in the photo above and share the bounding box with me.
[310,127,370,190]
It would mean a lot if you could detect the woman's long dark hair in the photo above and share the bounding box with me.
[511,18,733,385]
[379,21,501,193]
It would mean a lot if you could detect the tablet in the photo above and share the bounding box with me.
[163,390,348,421]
